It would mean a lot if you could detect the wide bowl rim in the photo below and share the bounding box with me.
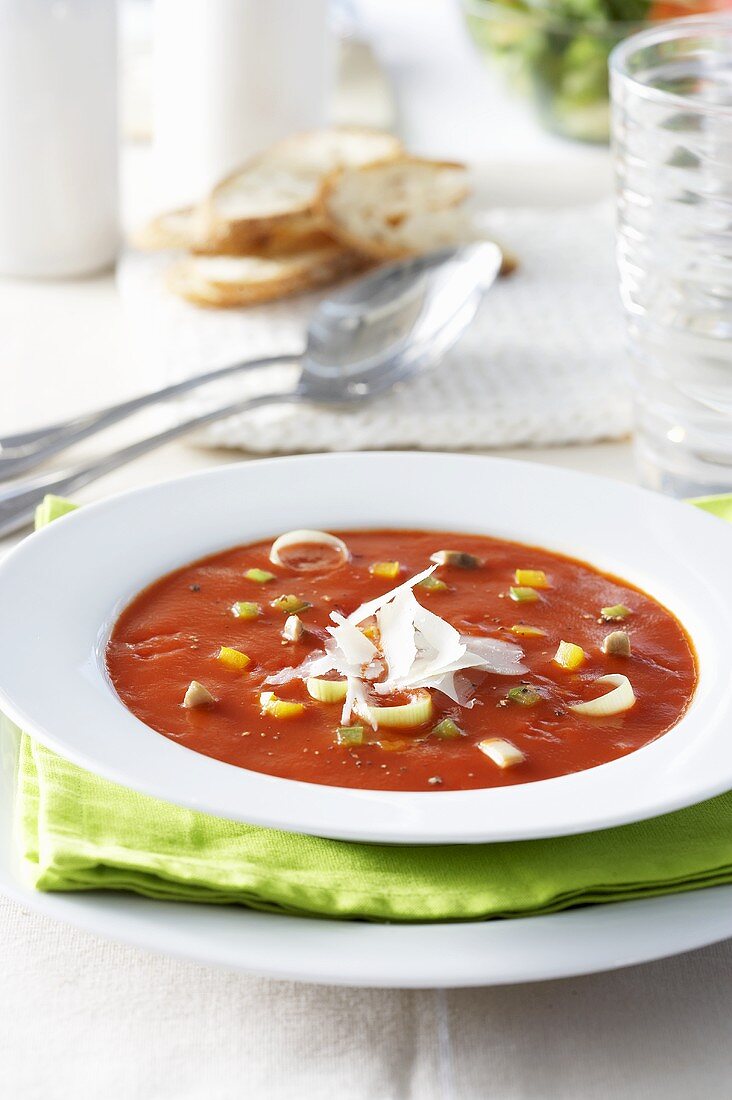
[0,451,731,845]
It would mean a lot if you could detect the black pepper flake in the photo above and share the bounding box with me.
[189,584,201,592]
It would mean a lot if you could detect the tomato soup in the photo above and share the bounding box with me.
[106,529,697,792]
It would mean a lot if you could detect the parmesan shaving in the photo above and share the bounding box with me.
[265,565,526,724]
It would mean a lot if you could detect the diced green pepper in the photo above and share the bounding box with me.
[432,718,463,739]
[509,586,539,603]
[336,725,364,746]
[507,685,541,707]
[601,604,632,621]
[419,575,449,593]
[244,568,275,584]
[231,601,260,620]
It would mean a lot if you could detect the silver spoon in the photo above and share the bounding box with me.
[0,352,297,476]
[0,240,500,475]
[0,242,501,538]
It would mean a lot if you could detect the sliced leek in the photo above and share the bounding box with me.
[244,567,275,584]
[217,646,251,672]
[182,680,215,708]
[259,691,305,719]
[553,640,585,670]
[270,529,349,568]
[360,690,433,729]
[514,569,549,589]
[369,560,400,580]
[306,676,348,703]
[569,674,636,717]
[231,600,260,620]
[478,738,525,768]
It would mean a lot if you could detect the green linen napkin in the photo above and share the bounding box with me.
[10,493,732,922]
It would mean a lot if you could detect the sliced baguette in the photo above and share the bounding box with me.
[201,128,404,253]
[192,215,335,258]
[318,158,471,260]
[131,207,202,252]
[167,246,362,309]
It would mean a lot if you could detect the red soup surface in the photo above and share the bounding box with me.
[106,529,697,792]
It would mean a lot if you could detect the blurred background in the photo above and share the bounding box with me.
[3,0,730,504]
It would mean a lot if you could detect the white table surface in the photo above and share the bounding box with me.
[4,5,732,1096]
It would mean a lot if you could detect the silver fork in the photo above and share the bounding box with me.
[0,244,502,538]
[0,353,296,480]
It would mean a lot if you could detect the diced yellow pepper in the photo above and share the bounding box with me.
[271,594,311,614]
[553,640,585,670]
[370,560,401,580]
[509,624,547,638]
[259,691,305,719]
[514,569,549,589]
[217,646,251,672]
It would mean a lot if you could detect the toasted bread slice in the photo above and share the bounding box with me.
[131,207,202,251]
[201,128,404,252]
[192,216,335,258]
[167,246,362,309]
[318,158,471,260]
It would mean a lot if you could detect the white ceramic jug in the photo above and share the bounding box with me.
[152,0,335,210]
[0,0,119,278]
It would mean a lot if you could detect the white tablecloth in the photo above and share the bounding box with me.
[4,893,732,1098]
[4,4,730,1096]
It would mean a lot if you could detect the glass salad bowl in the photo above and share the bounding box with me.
[460,1,726,143]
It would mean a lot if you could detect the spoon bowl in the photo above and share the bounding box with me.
[0,244,503,537]
[299,243,502,402]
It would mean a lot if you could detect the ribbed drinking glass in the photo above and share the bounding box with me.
[611,17,732,496]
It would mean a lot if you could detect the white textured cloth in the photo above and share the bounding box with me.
[4,893,732,1100]
[117,204,631,455]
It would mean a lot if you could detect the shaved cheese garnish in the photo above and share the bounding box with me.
[344,675,371,727]
[377,589,418,681]
[266,565,526,723]
[265,650,334,686]
[345,564,437,625]
[328,612,378,667]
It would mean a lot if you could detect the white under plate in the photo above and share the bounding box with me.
[0,453,731,844]
[2,721,731,987]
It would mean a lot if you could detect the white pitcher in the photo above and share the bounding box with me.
[0,0,119,278]
[152,0,335,211]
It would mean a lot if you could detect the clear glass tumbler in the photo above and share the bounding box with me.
[611,18,732,497]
